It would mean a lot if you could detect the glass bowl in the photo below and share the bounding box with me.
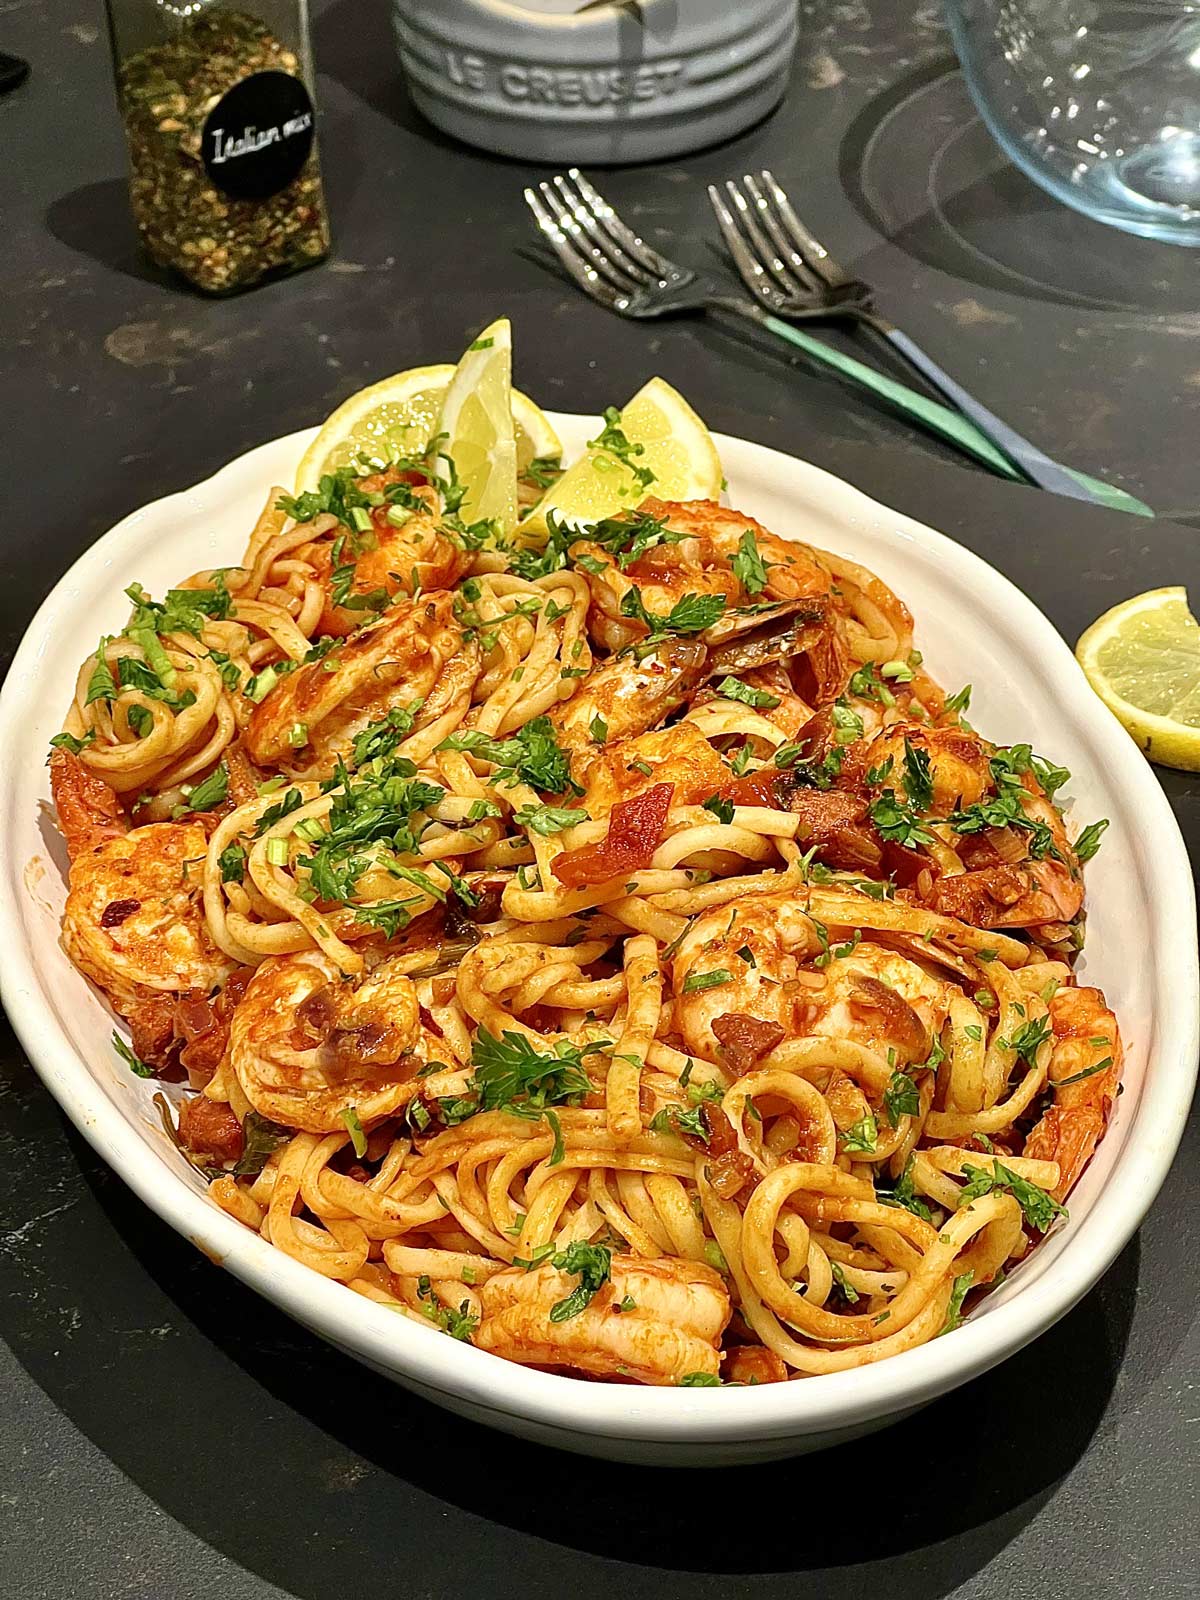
[945,0,1200,243]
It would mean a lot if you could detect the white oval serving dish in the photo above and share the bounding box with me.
[0,416,1195,1465]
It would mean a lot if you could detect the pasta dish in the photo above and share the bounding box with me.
[48,413,1120,1387]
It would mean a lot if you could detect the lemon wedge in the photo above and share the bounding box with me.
[294,342,561,506]
[295,365,452,489]
[433,316,520,530]
[1076,585,1200,770]
[520,376,722,538]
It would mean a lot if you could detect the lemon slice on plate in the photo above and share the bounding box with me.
[295,364,454,489]
[295,330,561,515]
[520,376,722,538]
[1076,585,1200,770]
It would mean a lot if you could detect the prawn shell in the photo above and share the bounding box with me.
[62,821,232,1004]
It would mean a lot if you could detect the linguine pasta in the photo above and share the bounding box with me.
[48,450,1120,1388]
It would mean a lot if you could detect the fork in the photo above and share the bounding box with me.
[708,170,1106,508]
[524,170,1144,515]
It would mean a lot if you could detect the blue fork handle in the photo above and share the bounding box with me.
[880,329,1106,506]
[753,315,1151,517]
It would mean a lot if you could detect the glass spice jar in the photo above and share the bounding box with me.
[104,0,331,293]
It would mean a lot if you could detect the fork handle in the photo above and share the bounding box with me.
[879,329,1102,505]
[753,315,1148,516]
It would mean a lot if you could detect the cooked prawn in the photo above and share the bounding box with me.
[62,820,232,1010]
[865,722,993,812]
[927,859,1082,930]
[474,1254,730,1383]
[654,498,839,605]
[575,723,728,822]
[228,949,435,1132]
[244,591,478,774]
[305,473,469,637]
[573,498,838,652]
[49,750,129,860]
[672,889,953,1067]
[551,637,708,756]
[1024,985,1122,1199]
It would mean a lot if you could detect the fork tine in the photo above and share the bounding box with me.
[567,168,685,281]
[550,172,653,287]
[535,180,641,295]
[705,183,784,311]
[723,178,813,302]
[742,174,825,296]
[758,169,851,290]
[523,186,624,311]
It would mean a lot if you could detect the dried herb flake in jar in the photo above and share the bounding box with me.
[112,6,330,294]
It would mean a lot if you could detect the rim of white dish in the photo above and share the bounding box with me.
[1,417,1195,1446]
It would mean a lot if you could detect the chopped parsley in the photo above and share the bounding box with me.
[218,843,247,884]
[341,1106,367,1158]
[84,645,116,706]
[48,729,96,757]
[730,528,769,595]
[619,585,726,640]
[124,577,233,639]
[831,1262,860,1304]
[649,1103,710,1144]
[583,508,685,570]
[297,760,447,905]
[1001,1014,1053,1067]
[588,406,656,490]
[848,662,896,707]
[112,1031,153,1078]
[352,897,424,939]
[438,716,579,795]
[901,737,934,811]
[681,969,732,994]
[172,761,229,818]
[940,1271,974,1335]
[715,676,781,710]
[958,1160,1066,1232]
[545,1240,613,1322]
[868,790,935,848]
[469,1029,607,1122]
[521,454,563,491]
[415,1274,478,1341]
[276,467,378,531]
[349,703,423,768]
[231,1110,293,1177]
[514,803,587,836]
[876,1158,932,1221]
[1074,819,1109,861]
[701,794,736,825]
[839,1112,878,1154]
[883,1069,921,1127]
[831,703,864,745]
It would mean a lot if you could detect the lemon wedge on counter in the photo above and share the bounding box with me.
[519,376,722,538]
[1076,586,1200,770]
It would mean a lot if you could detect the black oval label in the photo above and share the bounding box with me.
[202,71,315,201]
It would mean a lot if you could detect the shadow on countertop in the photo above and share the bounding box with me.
[839,55,1200,317]
[0,1049,1149,1600]
[43,104,364,291]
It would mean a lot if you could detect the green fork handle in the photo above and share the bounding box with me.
[757,313,1152,519]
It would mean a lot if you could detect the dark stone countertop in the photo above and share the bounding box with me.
[2,3,1197,1597]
